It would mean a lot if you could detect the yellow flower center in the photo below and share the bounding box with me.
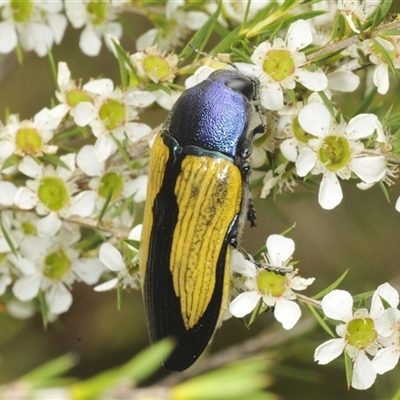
[318,135,351,171]
[257,270,287,297]
[263,49,295,82]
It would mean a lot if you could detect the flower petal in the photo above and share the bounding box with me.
[0,181,17,206]
[12,274,41,301]
[37,212,62,237]
[295,68,327,91]
[346,113,383,141]
[352,351,376,390]
[372,347,400,374]
[46,282,73,314]
[69,191,97,217]
[349,156,386,183]
[73,258,104,285]
[94,278,118,292]
[77,145,104,177]
[286,20,312,52]
[328,70,360,92]
[298,102,331,137]
[260,83,284,111]
[274,298,301,330]
[266,234,295,267]
[296,147,317,177]
[321,289,353,321]
[229,291,260,318]
[370,282,399,318]
[314,338,345,364]
[99,243,126,272]
[79,24,102,57]
[319,171,343,210]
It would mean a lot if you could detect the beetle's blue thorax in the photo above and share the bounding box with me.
[166,70,254,158]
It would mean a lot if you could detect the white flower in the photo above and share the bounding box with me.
[64,0,126,56]
[338,0,382,33]
[0,108,63,172]
[14,153,96,236]
[130,46,179,84]
[314,283,399,390]
[55,62,94,118]
[295,102,387,209]
[76,145,148,210]
[0,0,67,56]
[238,20,327,111]
[372,307,400,375]
[368,36,400,95]
[229,235,314,330]
[11,226,103,315]
[74,79,154,162]
[136,0,208,51]
[94,225,142,292]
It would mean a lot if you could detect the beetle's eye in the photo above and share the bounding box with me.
[225,77,255,100]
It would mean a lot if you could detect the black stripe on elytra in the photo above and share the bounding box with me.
[144,131,240,371]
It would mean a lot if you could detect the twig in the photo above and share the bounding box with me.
[307,18,400,62]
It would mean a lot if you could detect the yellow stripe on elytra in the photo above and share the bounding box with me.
[139,133,170,286]
[170,155,242,330]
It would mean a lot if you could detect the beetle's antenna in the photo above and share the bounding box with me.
[188,44,238,71]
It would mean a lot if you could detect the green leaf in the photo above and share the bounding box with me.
[117,285,123,311]
[42,154,70,170]
[179,2,222,61]
[354,87,378,115]
[2,154,22,171]
[248,297,264,326]
[47,49,59,92]
[373,38,396,74]
[313,269,349,300]
[344,352,352,390]
[171,358,271,399]
[97,186,113,223]
[38,290,48,330]
[308,304,335,338]
[23,354,79,386]
[112,134,132,169]
[379,181,390,203]
[0,213,17,257]
[71,339,175,399]
[112,39,137,88]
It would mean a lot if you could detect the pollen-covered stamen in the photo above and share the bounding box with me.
[16,128,43,155]
[293,116,315,143]
[66,89,92,108]
[263,49,295,82]
[86,0,107,25]
[98,172,124,200]
[346,317,377,349]
[143,55,171,81]
[43,249,71,280]
[10,0,33,23]
[99,99,126,131]
[38,177,70,211]
[257,270,287,297]
[318,135,351,171]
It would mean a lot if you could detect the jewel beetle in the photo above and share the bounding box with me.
[139,66,264,372]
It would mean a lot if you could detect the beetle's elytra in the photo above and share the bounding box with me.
[139,68,263,371]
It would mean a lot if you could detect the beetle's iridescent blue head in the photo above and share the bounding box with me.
[165,69,259,158]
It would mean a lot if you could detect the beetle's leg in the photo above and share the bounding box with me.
[241,161,257,228]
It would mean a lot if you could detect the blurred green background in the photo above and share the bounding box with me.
[1,8,400,400]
